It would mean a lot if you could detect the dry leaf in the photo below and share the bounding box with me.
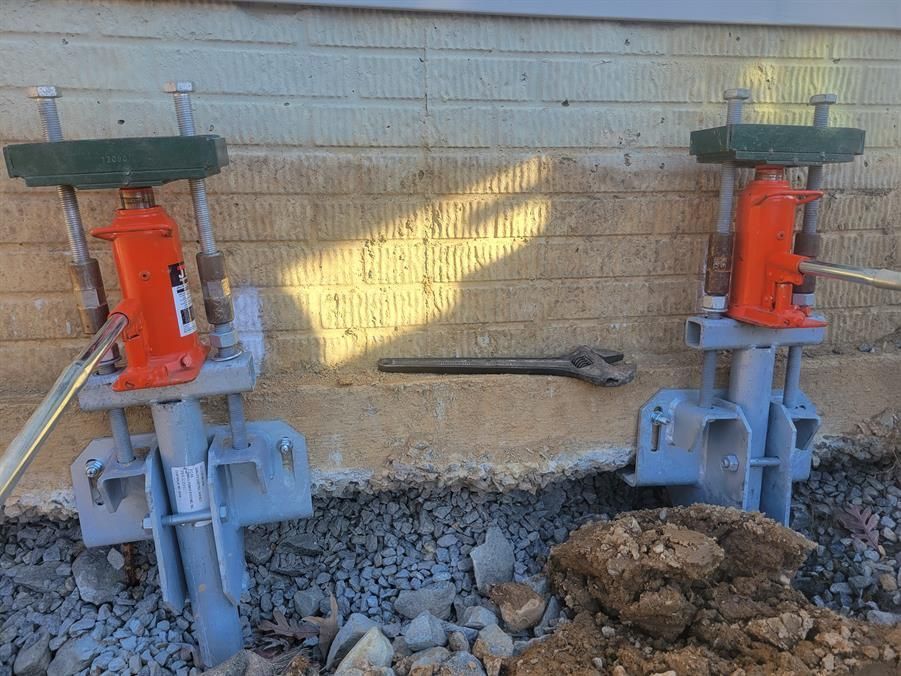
[303,592,339,660]
[256,609,318,656]
[837,505,881,549]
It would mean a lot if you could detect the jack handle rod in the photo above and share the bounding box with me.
[799,260,901,292]
[0,312,128,505]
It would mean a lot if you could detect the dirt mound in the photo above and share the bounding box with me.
[508,504,901,675]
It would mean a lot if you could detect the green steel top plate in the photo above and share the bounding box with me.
[3,135,228,189]
[690,124,865,166]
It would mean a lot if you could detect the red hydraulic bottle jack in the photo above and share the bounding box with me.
[92,187,208,390]
[727,166,825,328]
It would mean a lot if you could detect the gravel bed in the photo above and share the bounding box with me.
[792,432,901,624]
[0,473,653,675]
[1,434,898,675]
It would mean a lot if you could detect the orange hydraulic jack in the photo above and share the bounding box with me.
[727,166,824,329]
[93,188,208,390]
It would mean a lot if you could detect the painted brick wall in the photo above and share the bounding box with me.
[2,1,901,505]
[1,2,900,397]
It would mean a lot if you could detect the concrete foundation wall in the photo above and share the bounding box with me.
[1,1,899,510]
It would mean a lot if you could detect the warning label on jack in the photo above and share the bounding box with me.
[171,461,210,513]
[168,261,197,337]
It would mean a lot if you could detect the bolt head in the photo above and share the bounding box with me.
[650,410,671,426]
[277,437,293,455]
[27,85,59,99]
[723,88,751,101]
[809,93,838,106]
[84,458,104,478]
[163,80,194,94]
[721,455,740,472]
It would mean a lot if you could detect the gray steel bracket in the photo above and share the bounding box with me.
[684,315,827,351]
[77,351,256,412]
[71,420,311,610]
[72,435,187,610]
[207,421,312,604]
[625,388,819,524]
[624,314,824,525]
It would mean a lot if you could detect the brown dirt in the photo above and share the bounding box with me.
[507,504,901,675]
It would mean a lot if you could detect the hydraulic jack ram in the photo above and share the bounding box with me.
[0,84,313,667]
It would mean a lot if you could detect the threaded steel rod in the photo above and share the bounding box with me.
[713,91,750,235]
[31,92,91,264]
[0,313,129,504]
[108,408,135,464]
[171,91,217,256]
[801,96,834,235]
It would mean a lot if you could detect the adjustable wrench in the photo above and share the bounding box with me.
[377,346,635,387]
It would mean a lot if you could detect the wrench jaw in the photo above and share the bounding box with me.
[565,346,636,386]
[579,359,636,387]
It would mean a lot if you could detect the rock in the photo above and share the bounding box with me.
[879,573,898,592]
[461,606,498,630]
[437,652,487,676]
[106,548,125,571]
[488,582,546,632]
[1,562,64,593]
[535,596,561,636]
[470,527,514,593]
[334,627,393,674]
[327,613,378,667]
[440,622,478,644]
[72,548,126,605]
[278,533,323,556]
[747,612,814,650]
[404,646,451,675]
[199,649,276,675]
[393,636,412,659]
[294,587,325,617]
[448,631,470,653]
[244,531,273,565]
[46,636,100,676]
[394,581,457,620]
[404,612,448,652]
[866,610,901,625]
[13,630,50,676]
[472,624,512,676]
[523,575,548,596]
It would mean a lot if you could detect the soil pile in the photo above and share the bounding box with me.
[508,504,901,675]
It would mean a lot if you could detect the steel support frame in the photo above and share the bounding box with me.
[71,357,312,666]
[625,315,825,524]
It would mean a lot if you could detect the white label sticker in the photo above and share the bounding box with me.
[168,261,197,338]
[171,461,209,513]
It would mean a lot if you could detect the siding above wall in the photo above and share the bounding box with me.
[270,1,901,30]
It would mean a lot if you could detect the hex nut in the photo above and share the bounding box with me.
[163,80,194,94]
[723,88,751,101]
[27,85,59,99]
[809,93,838,105]
[208,328,239,350]
[701,294,728,312]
